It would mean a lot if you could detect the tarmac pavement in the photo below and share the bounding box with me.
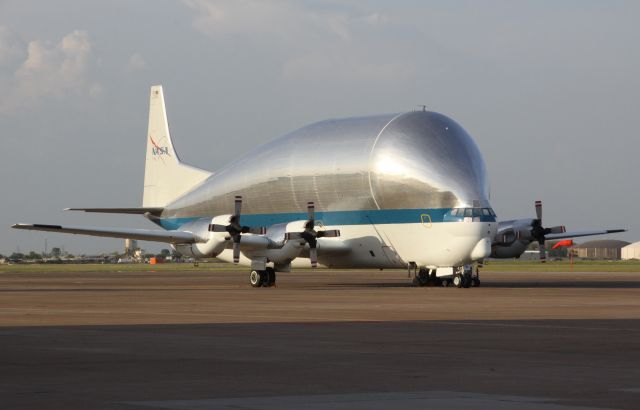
[1,269,639,409]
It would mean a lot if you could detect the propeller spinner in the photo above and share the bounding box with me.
[208,196,266,263]
[285,202,340,268]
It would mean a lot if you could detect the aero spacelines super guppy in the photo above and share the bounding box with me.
[14,86,624,288]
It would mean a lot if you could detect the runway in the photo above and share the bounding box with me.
[1,268,640,409]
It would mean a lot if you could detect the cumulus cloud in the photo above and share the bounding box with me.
[0,29,102,114]
[183,0,350,41]
[182,1,413,84]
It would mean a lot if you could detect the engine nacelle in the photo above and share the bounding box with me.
[172,217,229,259]
[490,219,534,258]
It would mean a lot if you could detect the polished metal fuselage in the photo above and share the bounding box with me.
[164,111,490,218]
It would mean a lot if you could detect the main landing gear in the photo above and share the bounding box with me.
[414,267,439,287]
[249,267,276,287]
[450,266,481,288]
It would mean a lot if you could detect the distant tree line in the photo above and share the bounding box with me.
[2,248,181,262]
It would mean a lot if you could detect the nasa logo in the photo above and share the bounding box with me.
[152,146,169,155]
[149,136,170,156]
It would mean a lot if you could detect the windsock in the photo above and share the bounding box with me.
[551,239,574,250]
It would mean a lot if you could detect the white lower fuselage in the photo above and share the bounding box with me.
[214,220,496,269]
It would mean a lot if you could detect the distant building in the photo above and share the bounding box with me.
[124,239,138,257]
[621,242,640,260]
[574,240,630,260]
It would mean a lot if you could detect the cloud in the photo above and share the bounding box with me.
[183,0,342,41]
[0,29,102,115]
[182,1,413,85]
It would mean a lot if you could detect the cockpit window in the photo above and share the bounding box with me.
[448,207,496,221]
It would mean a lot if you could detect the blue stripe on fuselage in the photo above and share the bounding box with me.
[159,208,496,230]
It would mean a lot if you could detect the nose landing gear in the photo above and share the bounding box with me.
[413,265,480,288]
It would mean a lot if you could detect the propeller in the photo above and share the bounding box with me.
[285,201,340,268]
[530,200,566,262]
[208,196,266,263]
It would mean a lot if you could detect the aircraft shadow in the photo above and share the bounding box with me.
[327,281,640,289]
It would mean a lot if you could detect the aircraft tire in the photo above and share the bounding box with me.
[472,278,481,287]
[265,267,276,287]
[452,273,463,288]
[462,273,471,288]
[250,270,264,287]
[417,268,430,287]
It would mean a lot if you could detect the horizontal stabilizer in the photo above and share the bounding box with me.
[12,223,196,244]
[65,207,163,216]
[545,229,626,241]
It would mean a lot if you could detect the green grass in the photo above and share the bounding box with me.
[482,260,640,272]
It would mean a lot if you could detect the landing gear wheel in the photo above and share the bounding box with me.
[417,268,430,287]
[472,278,481,287]
[462,273,471,288]
[249,270,264,287]
[265,267,276,287]
[452,273,463,288]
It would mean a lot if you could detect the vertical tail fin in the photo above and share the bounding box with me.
[142,85,212,207]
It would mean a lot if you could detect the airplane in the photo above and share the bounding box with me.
[12,85,625,288]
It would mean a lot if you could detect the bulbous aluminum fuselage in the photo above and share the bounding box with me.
[164,111,494,267]
[165,111,490,218]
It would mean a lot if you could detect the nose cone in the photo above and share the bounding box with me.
[370,111,489,209]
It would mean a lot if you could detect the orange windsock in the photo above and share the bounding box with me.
[551,240,573,250]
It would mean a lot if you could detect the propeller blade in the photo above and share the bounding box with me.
[539,242,546,263]
[245,226,267,235]
[548,226,566,234]
[234,196,242,219]
[285,232,303,240]
[317,229,340,238]
[535,200,542,221]
[209,224,228,233]
[309,246,318,268]
[232,241,240,264]
[307,201,315,228]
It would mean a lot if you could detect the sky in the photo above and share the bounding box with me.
[1,0,638,255]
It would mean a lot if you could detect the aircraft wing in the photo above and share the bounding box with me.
[65,207,163,216]
[11,223,196,244]
[545,229,626,241]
